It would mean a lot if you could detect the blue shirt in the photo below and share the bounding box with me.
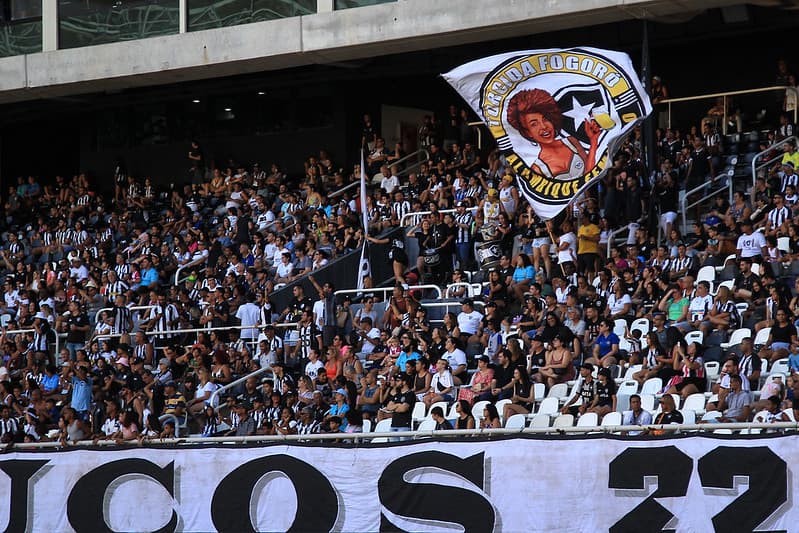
[70,375,93,412]
[595,332,620,358]
[41,373,59,393]
[512,265,535,283]
[141,267,159,287]
[396,350,421,369]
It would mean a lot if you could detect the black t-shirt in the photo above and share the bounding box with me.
[289,296,314,319]
[391,390,415,428]
[493,364,514,389]
[596,380,616,407]
[530,349,546,369]
[655,410,684,425]
[237,389,264,410]
[66,312,89,343]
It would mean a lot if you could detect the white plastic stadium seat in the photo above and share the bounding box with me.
[641,378,662,396]
[778,236,791,253]
[681,409,696,425]
[547,383,568,401]
[770,359,790,377]
[615,380,640,413]
[411,402,427,427]
[613,319,627,337]
[416,419,436,433]
[753,327,770,347]
[495,399,512,421]
[528,414,551,428]
[576,412,598,428]
[630,318,650,339]
[682,393,707,415]
[704,361,720,380]
[537,397,560,417]
[684,330,703,345]
[552,414,574,428]
[370,419,394,443]
[696,265,716,284]
[505,414,527,430]
[720,328,751,350]
[601,412,622,427]
[471,400,490,421]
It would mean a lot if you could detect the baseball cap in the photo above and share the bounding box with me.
[335,388,347,396]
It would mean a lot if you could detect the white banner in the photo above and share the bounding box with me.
[0,435,795,532]
[443,48,652,220]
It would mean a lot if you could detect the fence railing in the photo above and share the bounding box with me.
[750,135,798,204]
[400,206,477,228]
[661,85,799,135]
[335,284,443,300]
[10,421,797,449]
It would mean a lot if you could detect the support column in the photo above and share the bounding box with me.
[42,0,58,52]
[317,0,334,13]
[179,0,188,33]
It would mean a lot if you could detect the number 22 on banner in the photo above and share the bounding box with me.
[608,446,788,533]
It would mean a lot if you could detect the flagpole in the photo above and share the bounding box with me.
[357,151,371,291]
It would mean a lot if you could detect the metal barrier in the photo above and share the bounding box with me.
[606,215,646,257]
[444,282,477,298]
[750,135,798,203]
[400,206,477,228]
[5,327,62,365]
[10,421,798,449]
[93,305,156,325]
[335,284,443,300]
[680,172,732,235]
[207,365,274,411]
[661,85,799,135]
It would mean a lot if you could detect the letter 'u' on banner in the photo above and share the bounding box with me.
[443,47,652,220]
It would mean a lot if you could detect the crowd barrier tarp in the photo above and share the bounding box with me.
[0,434,795,532]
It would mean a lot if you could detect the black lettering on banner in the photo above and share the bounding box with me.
[697,446,787,533]
[608,446,692,533]
[0,460,48,533]
[67,459,177,533]
[378,451,494,532]
[210,454,338,533]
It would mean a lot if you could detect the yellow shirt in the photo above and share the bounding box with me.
[780,151,799,168]
[577,223,600,255]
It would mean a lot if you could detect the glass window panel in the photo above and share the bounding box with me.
[334,0,395,10]
[58,0,179,50]
[188,0,315,32]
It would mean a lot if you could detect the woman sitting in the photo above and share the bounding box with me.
[502,366,536,423]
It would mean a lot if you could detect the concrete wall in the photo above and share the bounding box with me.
[0,0,735,104]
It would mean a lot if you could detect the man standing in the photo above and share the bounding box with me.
[146,293,179,349]
[235,292,260,345]
[309,276,337,348]
[64,301,90,361]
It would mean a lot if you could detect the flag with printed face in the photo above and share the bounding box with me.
[443,47,652,220]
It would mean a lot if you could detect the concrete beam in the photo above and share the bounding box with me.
[0,0,740,104]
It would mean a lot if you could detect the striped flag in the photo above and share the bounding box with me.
[357,152,371,290]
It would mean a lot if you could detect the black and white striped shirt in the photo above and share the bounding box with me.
[112,305,132,335]
[454,212,474,243]
[781,172,798,193]
[76,194,91,207]
[670,256,692,274]
[715,300,740,329]
[73,230,88,247]
[768,205,791,228]
[55,229,73,245]
[0,417,18,438]
[391,201,412,222]
[149,303,179,339]
[114,263,131,281]
[105,280,128,303]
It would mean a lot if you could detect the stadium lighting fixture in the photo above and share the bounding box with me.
[257,91,265,95]
[224,107,232,112]
[192,99,201,103]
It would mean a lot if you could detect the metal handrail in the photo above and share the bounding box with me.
[750,135,799,204]
[400,206,478,228]
[335,284,443,300]
[467,121,484,150]
[208,365,274,411]
[444,282,476,298]
[94,305,156,324]
[662,85,799,135]
[606,215,646,258]
[391,148,430,179]
[11,421,799,449]
[680,172,731,235]
[327,180,360,200]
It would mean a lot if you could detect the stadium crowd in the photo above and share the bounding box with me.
[0,64,799,445]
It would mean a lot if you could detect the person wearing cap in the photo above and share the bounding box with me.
[735,218,767,263]
[226,402,257,437]
[324,388,350,428]
[296,406,321,436]
[162,381,187,421]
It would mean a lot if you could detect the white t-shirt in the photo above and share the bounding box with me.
[381,175,399,194]
[736,231,766,258]
[359,327,381,354]
[457,310,483,335]
[197,381,220,407]
[312,300,326,330]
[443,348,467,370]
[688,294,714,322]
[275,261,294,279]
[431,370,454,393]
[557,232,577,263]
[608,293,632,315]
[236,302,261,340]
[304,359,325,380]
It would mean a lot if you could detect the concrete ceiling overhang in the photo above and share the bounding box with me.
[0,0,748,104]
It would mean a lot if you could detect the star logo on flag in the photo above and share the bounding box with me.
[562,97,594,131]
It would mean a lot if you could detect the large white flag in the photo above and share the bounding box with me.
[443,47,652,220]
[357,152,371,290]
